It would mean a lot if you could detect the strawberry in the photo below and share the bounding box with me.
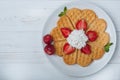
[86,31,98,42]
[63,43,75,55]
[61,28,72,38]
[44,44,55,55]
[81,44,91,54]
[43,34,53,44]
[76,19,87,30]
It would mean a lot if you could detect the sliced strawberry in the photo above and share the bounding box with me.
[86,31,98,42]
[81,44,91,54]
[63,43,75,55]
[61,28,72,38]
[76,19,87,30]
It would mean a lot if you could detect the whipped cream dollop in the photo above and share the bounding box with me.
[67,29,88,49]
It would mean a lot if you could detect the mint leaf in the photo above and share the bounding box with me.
[58,7,67,17]
[104,42,113,52]
[64,6,67,13]
[105,45,110,52]
[109,43,113,46]
[58,12,65,17]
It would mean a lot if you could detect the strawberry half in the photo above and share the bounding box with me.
[81,44,91,54]
[86,31,98,42]
[63,43,75,55]
[76,19,87,30]
[61,28,72,38]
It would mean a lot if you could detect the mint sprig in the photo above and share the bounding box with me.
[58,7,67,17]
[104,42,113,52]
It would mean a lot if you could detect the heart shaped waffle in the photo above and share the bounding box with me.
[50,8,110,67]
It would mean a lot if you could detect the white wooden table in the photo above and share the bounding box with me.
[0,0,120,80]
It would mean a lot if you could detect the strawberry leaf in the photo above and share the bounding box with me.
[58,7,67,17]
[58,12,65,17]
[104,42,113,52]
[64,6,67,12]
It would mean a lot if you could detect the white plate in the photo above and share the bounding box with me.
[42,1,116,77]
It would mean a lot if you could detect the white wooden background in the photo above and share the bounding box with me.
[0,0,120,80]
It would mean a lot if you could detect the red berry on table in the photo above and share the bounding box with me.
[86,31,98,42]
[76,19,87,30]
[81,44,91,54]
[44,44,55,55]
[43,34,53,44]
[61,28,72,38]
[63,43,75,55]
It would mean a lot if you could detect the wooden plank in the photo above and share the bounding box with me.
[0,0,119,31]
[2,64,120,80]
[0,31,42,53]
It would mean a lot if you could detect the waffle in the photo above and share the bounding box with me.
[50,27,65,41]
[50,15,74,41]
[77,19,109,66]
[88,32,110,47]
[77,50,93,67]
[81,9,98,26]
[54,40,77,64]
[87,18,109,60]
[54,40,66,56]
[87,19,107,33]
[63,49,77,65]
[66,8,82,28]
[57,15,74,30]
[89,43,105,60]
[77,42,105,66]
[50,8,110,67]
